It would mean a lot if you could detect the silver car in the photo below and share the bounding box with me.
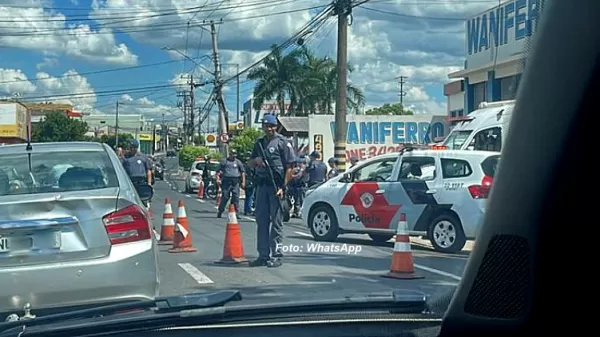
[0,142,159,317]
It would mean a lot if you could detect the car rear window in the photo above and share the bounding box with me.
[0,150,118,195]
[195,162,220,171]
[481,155,500,178]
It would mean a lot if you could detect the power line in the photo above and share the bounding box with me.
[0,59,200,84]
[0,5,328,37]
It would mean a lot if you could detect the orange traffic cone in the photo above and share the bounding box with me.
[197,181,204,199]
[158,198,174,245]
[168,200,197,253]
[215,204,248,265]
[381,213,424,279]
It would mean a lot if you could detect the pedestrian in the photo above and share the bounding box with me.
[247,114,295,268]
[216,149,245,218]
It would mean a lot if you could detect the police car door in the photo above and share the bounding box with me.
[338,156,399,230]
[391,154,441,233]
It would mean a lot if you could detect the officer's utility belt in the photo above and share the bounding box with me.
[221,177,240,183]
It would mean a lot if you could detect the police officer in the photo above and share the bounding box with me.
[122,139,153,186]
[306,151,327,187]
[202,155,214,197]
[247,114,295,268]
[243,161,256,216]
[216,149,246,218]
[349,156,359,168]
[327,157,340,180]
[289,157,306,218]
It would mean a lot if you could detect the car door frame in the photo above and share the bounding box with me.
[390,153,443,233]
[337,155,400,232]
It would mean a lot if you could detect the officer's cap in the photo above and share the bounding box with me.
[229,148,237,155]
[129,139,139,148]
[261,114,278,125]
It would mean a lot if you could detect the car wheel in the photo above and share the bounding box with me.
[368,234,394,243]
[427,213,466,254]
[308,204,338,242]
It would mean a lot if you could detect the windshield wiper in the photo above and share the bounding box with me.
[0,290,242,334]
[0,290,431,337]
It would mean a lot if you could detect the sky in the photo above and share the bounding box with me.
[0,0,500,130]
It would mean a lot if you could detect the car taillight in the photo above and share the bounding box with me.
[468,175,493,199]
[103,204,151,245]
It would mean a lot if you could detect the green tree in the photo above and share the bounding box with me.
[178,145,222,169]
[247,46,366,116]
[247,44,304,116]
[31,111,88,142]
[229,127,264,163]
[365,103,413,115]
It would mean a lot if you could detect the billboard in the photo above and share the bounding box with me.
[465,0,544,69]
[309,114,449,161]
[0,103,28,139]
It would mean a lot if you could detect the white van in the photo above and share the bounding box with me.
[442,100,515,152]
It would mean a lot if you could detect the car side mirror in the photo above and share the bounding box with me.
[136,184,154,202]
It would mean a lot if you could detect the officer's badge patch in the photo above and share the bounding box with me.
[137,160,142,164]
[360,192,374,209]
[268,147,275,153]
[287,143,293,148]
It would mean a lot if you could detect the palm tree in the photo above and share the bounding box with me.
[246,44,304,116]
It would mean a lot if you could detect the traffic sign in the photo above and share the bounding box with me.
[205,134,216,143]
[219,133,229,143]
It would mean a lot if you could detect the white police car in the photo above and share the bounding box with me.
[301,149,500,253]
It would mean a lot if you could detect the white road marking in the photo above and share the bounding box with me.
[197,199,206,203]
[293,230,463,281]
[153,229,160,240]
[294,231,313,238]
[241,216,255,222]
[178,263,214,284]
[413,263,462,281]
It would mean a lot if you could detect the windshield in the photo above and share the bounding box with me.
[443,130,472,149]
[0,0,540,324]
[0,150,118,195]
[195,162,220,172]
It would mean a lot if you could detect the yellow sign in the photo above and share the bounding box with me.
[314,134,323,159]
[206,134,216,143]
[0,125,24,138]
[138,134,153,141]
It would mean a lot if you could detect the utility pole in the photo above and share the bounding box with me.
[333,0,352,172]
[398,76,408,106]
[210,20,229,156]
[115,101,119,148]
[189,74,195,144]
[177,91,189,144]
[236,63,240,122]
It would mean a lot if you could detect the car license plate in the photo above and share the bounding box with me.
[0,237,9,252]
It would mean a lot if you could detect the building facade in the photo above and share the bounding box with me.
[446,0,545,115]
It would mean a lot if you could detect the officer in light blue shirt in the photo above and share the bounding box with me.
[247,114,295,268]
[122,139,153,185]
[216,149,245,218]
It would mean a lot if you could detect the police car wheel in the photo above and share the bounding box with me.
[308,204,338,242]
[368,234,394,243]
[427,213,466,254]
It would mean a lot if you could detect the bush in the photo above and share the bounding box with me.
[178,145,222,169]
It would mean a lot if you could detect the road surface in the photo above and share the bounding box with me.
[150,157,468,306]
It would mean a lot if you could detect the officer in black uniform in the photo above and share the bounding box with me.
[306,151,327,187]
[217,149,246,218]
[247,114,295,268]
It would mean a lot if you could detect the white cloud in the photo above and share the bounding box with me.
[0,1,137,65]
